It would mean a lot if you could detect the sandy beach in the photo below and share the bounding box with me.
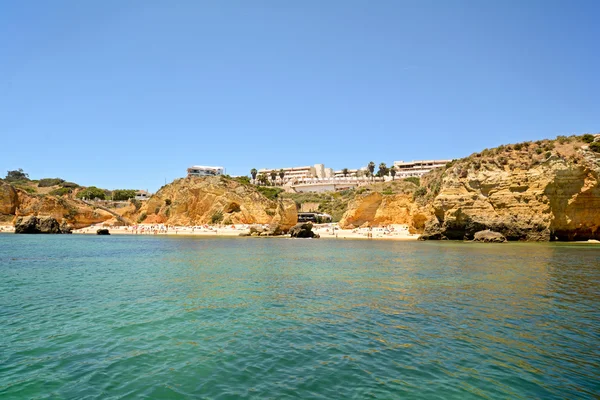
[67,223,420,240]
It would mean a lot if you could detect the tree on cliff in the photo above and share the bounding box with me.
[390,166,396,180]
[342,168,349,177]
[279,169,285,181]
[257,173,269,186]
[76,186,106,200]
[5,169,29,182]
[270,171,277,185]
[112,189,136,201]
[250,168,258,183]
[377,162,389,178]
[367,162,375,181]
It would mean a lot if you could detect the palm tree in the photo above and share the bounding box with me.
[279,169,285,182]
[270,171,277,185]
[342,168,349,177]
[368,161,375,181]
[377,162,388,178]
[258,173,268,185]
[250,168,257,183]
[390,166,396,181]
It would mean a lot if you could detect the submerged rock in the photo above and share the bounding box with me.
[14,216,70,234]
[473,230,507,243]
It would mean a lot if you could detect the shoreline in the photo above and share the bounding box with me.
[69,223,421,241]
[3,224,598,243]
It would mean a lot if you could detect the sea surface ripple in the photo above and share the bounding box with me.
[1,235,599,399]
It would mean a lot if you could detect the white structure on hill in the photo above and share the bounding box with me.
[257,164,336,184]
[135,190,150,201]
[258,164,383,193]
[392,159,452,178]
[187,165,224,177]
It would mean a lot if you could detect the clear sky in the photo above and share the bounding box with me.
[1,0,598,191]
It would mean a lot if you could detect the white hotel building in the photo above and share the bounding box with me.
[392,159,451,178]
[187,165,224,177]
[258,164,335,183]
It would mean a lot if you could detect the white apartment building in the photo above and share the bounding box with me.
[187,165,224,177]
[392,159,451,178]
[258,164,335,183]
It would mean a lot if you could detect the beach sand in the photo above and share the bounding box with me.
[68,223,420,240]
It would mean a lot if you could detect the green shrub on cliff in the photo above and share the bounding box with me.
[38,178,65,187]
[257,186,283,200]
[404,177,420,186]
[413,186,427,199]
[211,211,224,224]
[130,199,142,210]
[50,187,71,196]
[112,189,136,201]
[76,186,106,200]
[581,134,595,143]
[590,142,600,153]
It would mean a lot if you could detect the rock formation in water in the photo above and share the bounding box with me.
[135,176,298,232]
[472,230,507,243]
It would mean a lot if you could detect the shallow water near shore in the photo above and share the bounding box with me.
[1,234,599,399]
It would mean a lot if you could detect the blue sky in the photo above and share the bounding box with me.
[1,0,598,191]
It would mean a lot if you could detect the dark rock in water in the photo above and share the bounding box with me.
[418,220,447,240]
[96,229,110,235]
[289,222,318,238]
[473,230,506,243]
[14,216,70,234]
[60,222,73,234]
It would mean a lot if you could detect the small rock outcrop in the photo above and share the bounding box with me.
[289,223,319,238]
[472,230,506,243]
[96,229,110,235]
[14,216,71,234]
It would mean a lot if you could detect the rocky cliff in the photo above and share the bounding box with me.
[419,136,600,241]
[338,192,429,232]
[0,181,114,228]
[339,135,600,241]
[136,176,298,231]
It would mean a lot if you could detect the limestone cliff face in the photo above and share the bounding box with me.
[339,192,430,232]
[137,176,298,230]
[421,140,600,241]
[0,182,19,215]
[14,191,113,228]
[0,181,113,228]
[339,136,600,241]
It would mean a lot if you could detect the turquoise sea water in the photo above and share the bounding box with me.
[0,235,599,399]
